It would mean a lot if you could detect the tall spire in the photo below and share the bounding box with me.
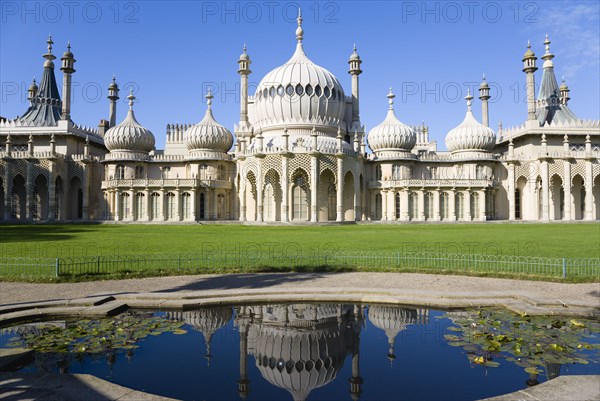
[296,8,303,43]
[541,34,554,68]
[127,89,135,110]
[206,89,213,110]
[43,35,56,65]
[387,87,395,110]
[465,89,473,112]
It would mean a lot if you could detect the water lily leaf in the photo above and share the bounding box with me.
[570,320,585,328]
[173,329,188,335]
[525,366,542,375]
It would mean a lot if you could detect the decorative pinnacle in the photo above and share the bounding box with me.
[465,89,473,111]
[127,89,135,110]
[296,8,304,42]
[44,34,56,61]
[243,43,247,53]
[206,89,213,109]
[67,41,71,51]
[387,87,395,109]
[542,34,554,62]
[482,73,486,81]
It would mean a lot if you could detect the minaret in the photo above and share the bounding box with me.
[237,44,251,132]
[348,44,363,135]
[27,78,38,105]
[108,75,119,127]
[559,76,570,106]
[479,74,490,127]
[60,42,76,120]
[108,75,119,128]
[522,40,538,121]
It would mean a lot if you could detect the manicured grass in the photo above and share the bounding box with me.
[1,222,598,259]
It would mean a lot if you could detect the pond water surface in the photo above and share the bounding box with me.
[2,303,599,401]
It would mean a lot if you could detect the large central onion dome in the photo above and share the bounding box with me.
[445,90,495,155]
[251,10,345,133]
[184,90,234,158]
[367,88,416,159]
[104,91,155,158]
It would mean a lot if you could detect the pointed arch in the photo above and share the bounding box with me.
[572,174,585,220]
[291,168,310,221]
[550,174,564,220]
[55,176,64,221]
[11,175,26,221]
[33,174,48,221]
[263,169,282,222]
[343,171,355,221]
[318,169,336,221]
[68,177,83,220]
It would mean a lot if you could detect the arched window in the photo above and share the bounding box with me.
[476,165,485,180]
[455,193,464,220]
[199,192,206,219]
[151,193,160,220]
[440,193,449,220]
[515,189,521,219]
[120,192,131,219]
[392,165,401,180]
[264,183,274,221]
[217,193,226,219]
[217,165,225,180]
[181,192,191,220]
[166,192,176,220]
[116,165,125,180]
[424,192,433,220]
[292,185,308,221]
[409,193,418,220]
[135,193,145,220]
[135,165,144,179]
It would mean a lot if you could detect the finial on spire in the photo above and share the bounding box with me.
[47,35,53,53]
[482,73,486,81]
[67,41,71,51]
[206,89,213,109]
[127,89,135,110]
[353,43,357,52]
[387,87,395,109]
[243,43,247,53]
[527,40,531,48]
[296,7,304,42]
[465,89,473,111]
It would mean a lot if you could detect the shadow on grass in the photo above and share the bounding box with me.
[0,223,103,244]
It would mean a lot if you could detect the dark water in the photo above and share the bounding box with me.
[2,304,599,401]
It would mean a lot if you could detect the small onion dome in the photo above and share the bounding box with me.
[367,88,416,157]
[445,90,495,154]
[184,90,234,154]
[62,42,74,59]
[108,75,118,90]
[28,78,38,92]
[104,90,155,154]
[239,44,249,61]
[349,44,360,61]
[559,77,568,91]
[523,40,535,58]
[479,75,489,89]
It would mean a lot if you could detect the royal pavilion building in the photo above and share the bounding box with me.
[1,12,599,223]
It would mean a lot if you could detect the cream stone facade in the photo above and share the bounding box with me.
[1,14,599,223]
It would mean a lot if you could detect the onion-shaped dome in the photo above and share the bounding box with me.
[369,306,418,362]
[28,78,38,93]
[523,41,535,59]
[166,307,233,366]
[445,91,495,155]
[251,9,345,134]
[104,91,155,156]
[367,88,416,158]
[479,76,489,89]
[248,304,350,401]
[184,91,234,158]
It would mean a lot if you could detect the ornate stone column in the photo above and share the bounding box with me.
[541,158,549,221]
[381,189,388,221]
[336,157,344,222]
[115,189,121,221]
[401,189,409,221]
[354,174,360,221]
[3,164,12,221]
[281,156,289,222]
[47,162,56,222]
[433,189,440,221]
[82,165,90,220]
[256,171,264,222]
[508,163,515,220]
[311,156,319,222]
[465,190,472,221]
[239,179,246,222]
[130,190,137,221]
[25,161,33,221]
[449,190,456,221]
[585,160,593,220]
[145,189,151,221]
[418,190,425,221]
[479,189,487,221]
[563,161,572,220]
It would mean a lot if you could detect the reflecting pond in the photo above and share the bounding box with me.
[1,304,599,401]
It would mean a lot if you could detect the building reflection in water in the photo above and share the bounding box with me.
[233,304,427,401]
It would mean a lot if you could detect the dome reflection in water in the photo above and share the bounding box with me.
[2,304,598,401]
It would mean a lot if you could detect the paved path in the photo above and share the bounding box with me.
[1,272,599,307]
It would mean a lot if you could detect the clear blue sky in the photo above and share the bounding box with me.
[1,1,598,150]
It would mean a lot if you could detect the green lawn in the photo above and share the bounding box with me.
[1,222,598,259]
